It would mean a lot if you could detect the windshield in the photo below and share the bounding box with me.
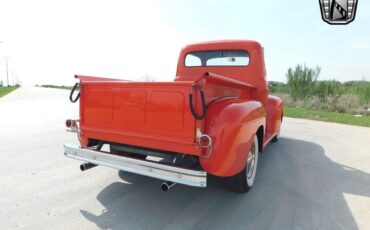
[185,50,250,67]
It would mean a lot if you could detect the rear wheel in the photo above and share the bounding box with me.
[272,116,283,143]
[227,135,259,193]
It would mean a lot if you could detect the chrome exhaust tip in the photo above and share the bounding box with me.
[80,163,97,171]
[161,182,176,192]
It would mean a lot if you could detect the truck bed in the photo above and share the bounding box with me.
[77,73,256,157]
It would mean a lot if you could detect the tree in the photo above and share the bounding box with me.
[286,64,321,101]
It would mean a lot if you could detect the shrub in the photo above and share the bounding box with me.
[314,80,344,103]
[356,84,370,105]
[286,64,321,101]
[268,81,288,94]
[333,94,362,114]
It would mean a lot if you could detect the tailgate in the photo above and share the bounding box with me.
[78,77,202,156]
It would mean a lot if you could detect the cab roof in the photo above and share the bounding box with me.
[182,40,263,51]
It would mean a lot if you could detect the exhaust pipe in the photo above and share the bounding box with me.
[80,163,97,171]
[161,181,176,192]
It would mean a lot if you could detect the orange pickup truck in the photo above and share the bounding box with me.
[64,40,283,193]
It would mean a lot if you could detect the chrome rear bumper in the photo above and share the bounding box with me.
[63,144,207,187]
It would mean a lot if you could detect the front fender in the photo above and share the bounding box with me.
[200,98,266,177]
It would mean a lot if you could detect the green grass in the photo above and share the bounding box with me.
[285,106,370,127]
[0,86,19,98]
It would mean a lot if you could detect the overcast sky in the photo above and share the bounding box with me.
[0,0,369,86]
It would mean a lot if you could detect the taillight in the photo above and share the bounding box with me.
[66,119,78,132]
[197,134,212,157]
[198,134,212,148]
[66,119,73,128]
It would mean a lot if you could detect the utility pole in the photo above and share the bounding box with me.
[4,56,9,86]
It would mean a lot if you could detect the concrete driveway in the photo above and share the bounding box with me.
[1,87,369,230]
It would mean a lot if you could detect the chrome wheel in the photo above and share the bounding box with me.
[246,136,258,186]
[226,134,259,193]
[247,144,256,178]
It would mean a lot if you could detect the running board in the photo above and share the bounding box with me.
[63,144,207,187]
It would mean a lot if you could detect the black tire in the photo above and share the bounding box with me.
[272,116,283,143]
[110,145,147,160]
[271,134,279,143]
[271,122,280,142]
[227,135,259,193]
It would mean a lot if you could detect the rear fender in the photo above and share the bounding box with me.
[200,98,266,177]
[266,96,283,136]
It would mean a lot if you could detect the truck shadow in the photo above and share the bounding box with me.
[80,137,370,230]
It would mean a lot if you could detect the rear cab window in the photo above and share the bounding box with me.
[185,50,250,67]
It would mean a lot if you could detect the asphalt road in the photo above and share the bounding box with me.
[1,87,370,230]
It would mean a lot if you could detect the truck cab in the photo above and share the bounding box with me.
[64,40,283,193]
